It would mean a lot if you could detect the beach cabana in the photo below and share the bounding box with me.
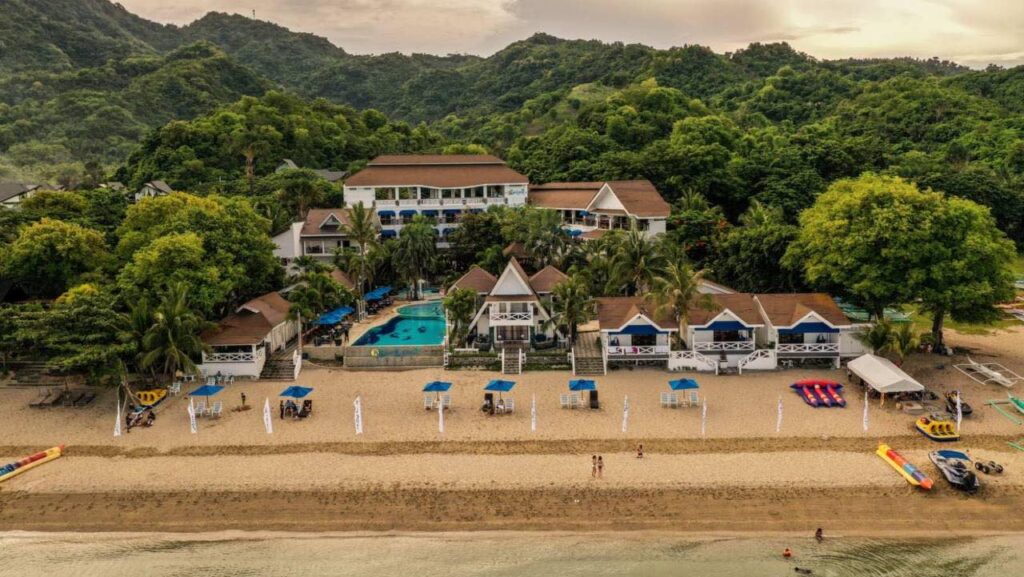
[847,354,924,405]
[188,384,224,417]
[668,378,699,390]
[312,306,354,326]
[483,379,516,414]
[280,386,314,398]
[422,380,452,411]
[665,378,700,408]
[568,379,599,409]
[280,385,314,418]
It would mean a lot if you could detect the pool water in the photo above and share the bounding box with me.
[352,301,446,346]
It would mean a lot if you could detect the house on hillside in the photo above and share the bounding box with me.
[0,182,42,208]
[343,155,529,245]
[276,158,347,183]
[134,180,174,203]
[198,291,301,380]
[272,207,376,271]
[528,180,670,239]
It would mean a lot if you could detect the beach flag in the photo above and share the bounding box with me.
[187,397,198,434]
[774,397,782,434]
[113,394,122,438]
[263,397,273,435]
[438,398,445,434]
[863,390,869,432]
[621,395,630,433]
[354,396,364,435]
[955,392,963,431]
[531,394,537,432]
[701,398,707,439]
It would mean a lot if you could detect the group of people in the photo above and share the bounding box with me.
[481,397,509,415]
[591,455,605,478]
[124,409,156,432]
[279,399,313,420]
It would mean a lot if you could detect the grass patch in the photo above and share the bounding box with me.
[908,306,1018,336]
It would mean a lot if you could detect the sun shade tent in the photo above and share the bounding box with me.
[569,379,596,391]
[484,379,516,392]
[364,287,392,301]
[279,386,314,399]
[668,378,699,390]
[312,306,354,326]
[847,354,924,394]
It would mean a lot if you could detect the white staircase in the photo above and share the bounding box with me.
[738,349,777,373]
[668,350,718,373]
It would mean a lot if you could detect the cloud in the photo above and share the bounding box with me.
[117,0,1024,67]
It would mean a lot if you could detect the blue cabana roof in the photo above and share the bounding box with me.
[612,324,665,336]
[778,322,839,334]
[313,306,354,326]
[280,386,314,399]
[484,379,516,392]
[697,321,749,331]
[399,209,417,217]
[569,379,596,391]
[567,229,583,238]
[380,229,397,238]
[364,287,392,301]
[378,210,395,217]
[423,381,452,392]
[668,378,699,391]
[190,385,224,397]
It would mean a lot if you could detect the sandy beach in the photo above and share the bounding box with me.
[1,326,1023,533]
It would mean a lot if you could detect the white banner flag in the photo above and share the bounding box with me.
[438,399,445,434]
[187,397,198,435]
[263,397,273,434]
[775,396,783,433]
[113,394,122,437]
[701,398,707,439]
[354,396,364,435]
[531,394,537,432]
[621,395,630,433]
[955,391,963,431]
[863,390,869,432]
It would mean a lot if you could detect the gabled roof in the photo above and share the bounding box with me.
[687,294,764,327]
[488,257,537,297]
[330,268,356,291]
[301,208,352,236]
[312,169,347,183]
[203,292,292,346]
[529,266,568,294]
[595,297,676,332]
[502,241,528,259]
[528,180,670,218]
[0,182,41,202]
[345,154,528,188]
[449,266,497,294]
[144,180,174,194]
[278,159,299,170]
[755,293,850,328]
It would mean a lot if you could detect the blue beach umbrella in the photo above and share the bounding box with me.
[668,378,700,391]
[279,386,314,399]
[484,380,516,392]
[423,381,452,393]
[189,384,224,398]
[568,379,596,392]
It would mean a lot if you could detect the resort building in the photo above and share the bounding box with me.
[272,207,369,271]
[342,155,529,244]
[527,180,670,239]
[0,182,42,208]
[198,291,301,380]
[134,180,174,203]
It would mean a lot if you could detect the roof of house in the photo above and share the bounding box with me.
[142,180,174,194]
[502,241,528,259]
[687,293,764,327]
[0,182,41,202]
[301,208,352,236]
[528,180,670,218]
[330,268,356,291]
[595,296,676,332]
[449,266,498,294]
[278,159,299,170]
[203,292,292,346]
[755,293,851,327]
[581,229,608,240]
[345,155,528,188]
[529,265,568,294]
[313,169,347,182]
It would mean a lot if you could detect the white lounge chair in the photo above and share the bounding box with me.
[687,391,700,407]
[168,382,181,396]
[505,398,515,413]
[441,395,452,409]
[193,400,207,416]
[661,392,678,408]
[210,401,223,418]
[560,394,570,409]
[570,392,582,409]
[424,395,435,410]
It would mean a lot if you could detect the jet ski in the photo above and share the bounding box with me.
[928,450,980,494]
[944,391,972,417]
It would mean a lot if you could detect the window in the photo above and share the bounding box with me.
[375,188,392,201]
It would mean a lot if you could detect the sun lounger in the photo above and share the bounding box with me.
[687,391,700,407]
[75,391,97,407]
[505,398,515,413]
[210,401,223,418]
[424,395,435,410]
[168,382,181,396]
[441,394,452,409]
[571,392,582,409]
[48,391,67,407]
[560,394,570,409]
[661,392,678,408]
[194,400,207,416]
[29,390,56,408]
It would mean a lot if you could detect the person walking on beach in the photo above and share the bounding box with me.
[279,400,285,420]
[636,443,644,459]
[592,455,598,478]
[597,456,604,478]
[815,528,824,543]
[241,392,247,408]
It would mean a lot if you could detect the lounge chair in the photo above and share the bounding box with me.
[29,390,56,409]
[687,391,700,407]
[210,401,223,418]
[75,391,97,407]
[441,394,452,409]
[505,398,515,413]
[48,391,67,407]
[168,382,181,396]
[424,395,435,410]
[661,392,677,408]
[194,400,207,416]
[571,392,582,409]
[560,394,570,409]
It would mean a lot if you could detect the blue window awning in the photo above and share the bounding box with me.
[380,229,397,238]
[399,209,417,217]
[443,209,461,215]
[778,322,839,334]
[421,210,438,217]
[313,306,353,326]
[612,325,665,336]
[378,210,395,217]
[698,321,749,331]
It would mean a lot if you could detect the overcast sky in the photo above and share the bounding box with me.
[120,0,1024,68]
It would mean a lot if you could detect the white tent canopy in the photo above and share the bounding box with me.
[847,354,924,394]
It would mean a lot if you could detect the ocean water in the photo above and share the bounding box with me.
[352,302,446,346]
[0,532,1021,577]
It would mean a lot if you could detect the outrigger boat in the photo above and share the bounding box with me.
[1008,393,1024,415]
[928,450,980,494]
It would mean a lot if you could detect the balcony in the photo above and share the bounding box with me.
[489,310,533,326]
[377,196,511,208]
[693,341,756,352]
[204,348,264,364]
[607,345,671,358]
[776,343,839,356]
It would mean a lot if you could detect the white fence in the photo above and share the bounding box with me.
[204,349,263,363]
[738,349,777,373]
[776,343,840,354]
[667,350,717,373]
[490,311,533,324]
[693,341,755,352]
[606,345,671,357]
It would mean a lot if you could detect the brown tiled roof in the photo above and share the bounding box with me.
[502,241,528,258]
[605,180,671,217]
[528,180,670,218]
[485,294,538,302]
[581,229,608,240]
[755,293,850,327]
[595,297,676,331]
[330,268,356,290]
[505,258,535,295]
[528,182,603,210]
[687,294,764,327]
[301,208,352,236]
[345,155,528,188]
[203,292,292,346]
[529,266,568,294]
[449,266,497,294]
[146,180,174,194]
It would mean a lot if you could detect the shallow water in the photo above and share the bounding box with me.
[0,532,1021,577]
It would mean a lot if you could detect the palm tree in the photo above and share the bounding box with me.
[653,261,712,348]
[391,215,437,300]
[442,288,478,349]
[278,177,324,219]
[548,275,595,345]
[856,320,893,356]
[523,208,566,269]
[292,255,330,276]
[124,298,153,375]
[889,322,919,365]
[607,228,665,295]
[738,200,783,227]
[339,202,379,298]
[140,283,210,378]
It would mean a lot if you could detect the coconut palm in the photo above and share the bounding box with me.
[339,202,379,298]
[607,228,665,296]
[653,261,712,348]
[738,200,783,227]
[889,322,919,365]
[442,287,478,349]
[277,176,325,219]
[292,255,330,276]
[140,282,210,378]
[391,215,437,300]
[548,274,596,345]
[124,298,153,374]
[856,320,894,356]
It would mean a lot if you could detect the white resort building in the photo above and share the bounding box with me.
[134,180,174,203]
[198,291,301,380]
[343,155,529,245]
[527,180,670,239]
[272,207,370,271]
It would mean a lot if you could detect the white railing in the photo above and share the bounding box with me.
[693,341,755,352]
[381,197,512,208]
[204,349,262,363]
[490,311,533,324]
[668,350,718,373]
[776,343,840,354]
[606,345,671,356]
[738,349,777,374]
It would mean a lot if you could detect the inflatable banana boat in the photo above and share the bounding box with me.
[0,446,64,484]
[876,443,933,490]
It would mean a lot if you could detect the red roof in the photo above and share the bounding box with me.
[345,155,528,188]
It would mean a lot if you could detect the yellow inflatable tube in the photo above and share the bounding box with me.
[0,445,65,484]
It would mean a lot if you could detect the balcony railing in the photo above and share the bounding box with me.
[378,197,510,207]
[693,341,755,352]
[607,345,671,357]
[776,343,839,354]
[490,310,533,325]
[204,348,263,363]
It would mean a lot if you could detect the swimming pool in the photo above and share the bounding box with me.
[351,301,446,346]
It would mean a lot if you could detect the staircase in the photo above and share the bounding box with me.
[572,333,605,376]
[260,347,298,381]
[502,347,522,375]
